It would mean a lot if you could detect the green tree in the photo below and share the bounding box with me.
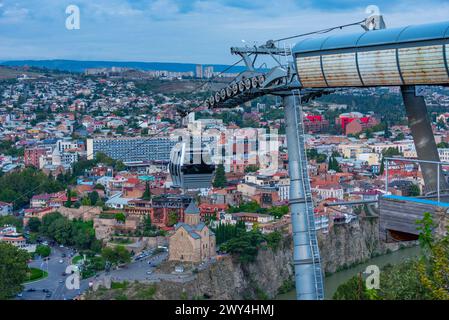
[408,184,421,197]
[244,165,259,173]
[416,212,436,251]
[333,274,371,300]
[265,231,282,250]
[101,247,116,264]
[382,147,401,157]
[167,211,179,227]
[213,164,227,188]
[394,132,405,141]
[48,218,73,245]
[94,183,105,191]
[143,214,154,232]
[328,156,342,172]
[65,188,73,208]
[40,212,64,235]
[35,244,51,257]
[0,243,30,299]
[379,157,385,175]
[101,246,131,265]
[437,141,449,148]
[115,161,126,172]
[116,125,125,134]
[141,182,152,201]
[27,217,41,233]
[81,197,92,206]
[88,191,99,206]
[115,213,126,223]
[384,122,392,138]
[0,167,65,209]
[267,206,289,219]
[220,230,266,263]
[228,201,263,214]
[0,215,23,232]
[437,118,447,130]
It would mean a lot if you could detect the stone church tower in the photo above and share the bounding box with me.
[184,201,201,225]
[168,200,216,263]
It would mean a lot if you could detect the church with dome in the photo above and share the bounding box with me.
[168,201,216,263]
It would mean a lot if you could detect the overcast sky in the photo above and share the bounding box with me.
[1,0,449,64]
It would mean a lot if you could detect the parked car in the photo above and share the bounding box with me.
[59,259,64,264]
[17,293,23,297]
[26,288,36,292]
[45,292,52,298]
[146,270,153,275]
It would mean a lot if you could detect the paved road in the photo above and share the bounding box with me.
[20,245,98,300]
[18,247,216,299]
[103,252,169,282]
[19,248,171,300]
[19,245,83,300]
[104,253,218,284]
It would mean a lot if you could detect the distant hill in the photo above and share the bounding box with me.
[0,59,248,74]
[0,66,43,80]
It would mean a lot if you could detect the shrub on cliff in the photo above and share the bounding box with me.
[334,213,449,300]
[220,230,266,263]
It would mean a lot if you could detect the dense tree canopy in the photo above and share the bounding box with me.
[0,243,30,299]
[213,164,227,189]
[40,212,100,252]
[141,182,152,201]
[101,246,131,266]
[0,215,23,232]
[0,167,65,209]
[27,217,41,233]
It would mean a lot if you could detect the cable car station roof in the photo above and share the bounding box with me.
[293,21,449,55]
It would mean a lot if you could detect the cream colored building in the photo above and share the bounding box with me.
[356,153,380,166]
[339,144,370,159]
[169,202,216,263]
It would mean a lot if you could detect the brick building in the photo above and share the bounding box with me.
[24,147,49,168]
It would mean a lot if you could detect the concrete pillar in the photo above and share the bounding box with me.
[401,85,449,195]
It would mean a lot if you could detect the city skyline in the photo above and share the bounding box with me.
[1,0,449,64]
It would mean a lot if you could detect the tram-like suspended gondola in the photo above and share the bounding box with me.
[169,141,215,189]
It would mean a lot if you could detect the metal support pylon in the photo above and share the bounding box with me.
[283,92,324,300]
[401,85,449,195]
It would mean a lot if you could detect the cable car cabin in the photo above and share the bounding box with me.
[293,21,449,88]
[169,142,215,189]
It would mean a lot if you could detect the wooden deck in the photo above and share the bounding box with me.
[379,195,449,237]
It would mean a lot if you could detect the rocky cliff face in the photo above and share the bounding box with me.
[319,217,416,274]
[152,236,294,300]
[86,217,416,300]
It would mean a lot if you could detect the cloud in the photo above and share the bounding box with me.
[0,0,448,63]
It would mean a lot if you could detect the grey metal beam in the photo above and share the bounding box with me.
[401,85,449,195]
[283,94,321,300]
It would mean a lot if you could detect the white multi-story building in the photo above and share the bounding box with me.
[278,178,290,201]
[56,139,78,153]
[313,185,344,200]
[0,225,36,252]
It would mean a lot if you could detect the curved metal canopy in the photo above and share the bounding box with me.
[293,21,449,54]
